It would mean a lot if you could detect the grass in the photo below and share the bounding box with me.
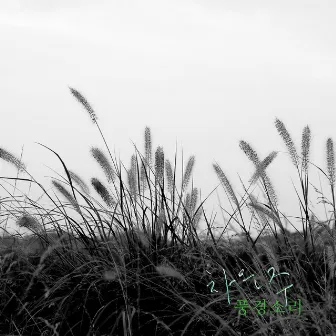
[0,87,335,335]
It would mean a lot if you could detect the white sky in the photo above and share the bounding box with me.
[1,0,336,237]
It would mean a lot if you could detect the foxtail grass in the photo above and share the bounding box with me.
[0,90,335,335]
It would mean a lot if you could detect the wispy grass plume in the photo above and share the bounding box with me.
[213,163,239,208]
[69,170,90,195]
[91,177,115,207]
[139,156,148,192]
[140,126,152,189]
[249,194,273,236]
[327,138,335,186]
[155,146,164,186]
[249,151,278,185]
[183,187,199,227]
[301,125,311,174]
[127,154,138,199]
[190,187,198,214]
[239,141,278,207]
[239,140,260,166]
[182,156,195,191]
[69,87,98,124]
[0,147,26,172]
[248,201,282,231]
[275,118,299,169]
[183,193,191,221]
[52,180,80,211]
[90,147,115,183]
[145,126,152,167]
[16,214,42,232]
[165,159,174,193]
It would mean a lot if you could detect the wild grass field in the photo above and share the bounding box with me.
[0,88,335,336]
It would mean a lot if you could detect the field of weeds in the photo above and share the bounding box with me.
[0,88,335,336]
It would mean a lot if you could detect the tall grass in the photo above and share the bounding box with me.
[0,88,334,335]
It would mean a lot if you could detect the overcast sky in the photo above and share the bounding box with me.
[1,0,336,237]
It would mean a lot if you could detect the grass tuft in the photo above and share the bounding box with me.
[1,90,336,335]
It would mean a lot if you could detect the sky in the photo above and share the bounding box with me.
[1,0,336,238]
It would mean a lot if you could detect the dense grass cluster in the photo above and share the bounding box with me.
[0,88,335,335]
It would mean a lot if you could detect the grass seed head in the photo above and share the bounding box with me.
[69,87,98,124]
[0,148,26,172]
[155,146,165,185]
[301,125,311,174]
[326,138,335,186]
[239,140,260,166]
[69,170,90,194]
[90,147,115,183]
[52,180,80,212]
[91,177,114,207]
[144,126,152,166]
[182,156,195,191]
[275,118,299,169]
[165,159,174,193]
